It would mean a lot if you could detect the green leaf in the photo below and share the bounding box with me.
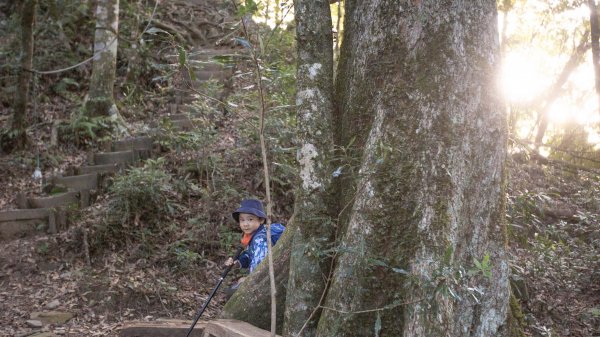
[448,287,462,301]
[259,34,264,55]
[374,311,382,337]
[443,245,453,265]
[145,27,170,35]
[369,258,389,267]
[482,253,490,266]
[235,37,252,49]
[238,0,258,16]
[178,46,187,67]
[187,66,197,81]
[391,267,409,275]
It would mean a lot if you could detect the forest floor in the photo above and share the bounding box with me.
[2,158,599,337]
[1,1,599,337]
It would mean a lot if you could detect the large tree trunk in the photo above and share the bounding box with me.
[283,1,336,336]
[9,0,37,150]
[223,2,512,336]
[84,0,119,118]
[315,1,510,336]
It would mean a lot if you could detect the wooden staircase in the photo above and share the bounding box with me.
[0,48,241,242]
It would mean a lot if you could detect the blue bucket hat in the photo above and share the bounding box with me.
[232,199,267,223]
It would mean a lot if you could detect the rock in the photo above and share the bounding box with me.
[46,299,60,309]
[26,319,43,328]
[30,311,74,325]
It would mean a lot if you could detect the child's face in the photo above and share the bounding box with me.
[238,213,262,234]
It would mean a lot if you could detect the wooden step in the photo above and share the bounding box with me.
[93,150,138,166]
[112,136,154,152]
[119,320,205,337]
[189,48,242,61]
[149,115,194,131]
[0,208,53,222]
[192,61,226,72]
[168,113,191,121]
[0,208,55,240]
[52,173,99,191]
[195,70,229,82]
[27,191,79,209]
[77,163,120,175]
[118,319,279,337]
[203,319,281,337]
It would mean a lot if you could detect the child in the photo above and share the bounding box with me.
[225,198,285,275]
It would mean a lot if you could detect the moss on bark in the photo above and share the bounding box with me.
[506,294,527,337]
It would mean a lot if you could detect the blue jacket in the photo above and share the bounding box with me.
[238,223,285,273]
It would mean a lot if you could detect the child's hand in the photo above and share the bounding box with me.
[225,257,240,268]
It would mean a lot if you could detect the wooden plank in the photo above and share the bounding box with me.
[94,151,137,166]
[28,191,79,209]
[53,173,99,191]
[202,319,281,337]
[119,320,205,337]
[0,208,52,221]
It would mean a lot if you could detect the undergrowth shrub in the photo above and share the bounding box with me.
[94,158,178,247]
[59,114,116,147]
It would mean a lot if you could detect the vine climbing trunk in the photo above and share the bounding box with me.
[283,1,336,337]
[9,0,37,151]
[84,0,120,118]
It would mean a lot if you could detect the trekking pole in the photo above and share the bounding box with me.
[184,245,244,337]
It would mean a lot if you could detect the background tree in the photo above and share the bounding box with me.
[589,0,600,111]
[534,30,590,151]
[4,0,37,151]
[224,1,512,336]
[84,0,120,119]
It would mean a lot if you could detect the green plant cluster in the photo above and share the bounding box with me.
[59,114,116,147]
[93,158,178,247]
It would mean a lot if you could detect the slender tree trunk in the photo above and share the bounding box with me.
[283,1,336,336]
[10,0,37,150]
[589,0,600,113]
[84,0,119,117]
[534,30,590,150]
[316,1,510,336]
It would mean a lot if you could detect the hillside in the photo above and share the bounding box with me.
[0,1,599,337]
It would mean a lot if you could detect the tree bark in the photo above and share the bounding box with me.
[9,0,37,150]
[588,0,600,113]
[316,1,510,336]
[283,1,336,336]
[84,0,119,118]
